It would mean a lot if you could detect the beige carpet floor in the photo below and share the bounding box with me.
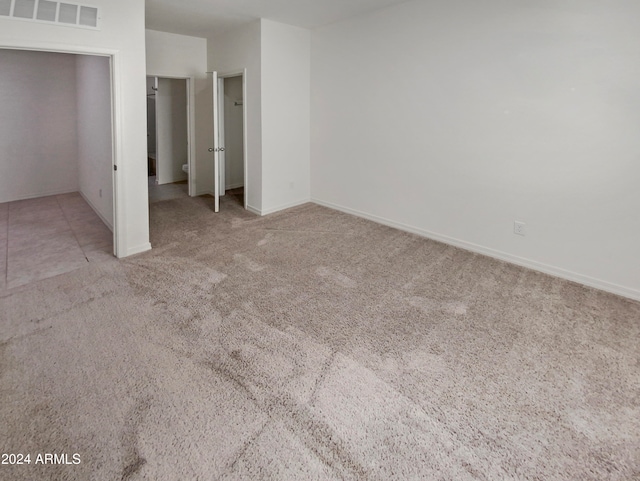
[1,194,639,480]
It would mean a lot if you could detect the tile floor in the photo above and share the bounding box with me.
[0,193,113,290]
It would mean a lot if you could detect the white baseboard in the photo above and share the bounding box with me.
[124,242,152,258]
[246,204,261,216]
[311,198,640,302]
[79,191,113,231]
[0,187,77,204]
[226,182,244,190]
[157,175,188,186]
[259,198,311,216]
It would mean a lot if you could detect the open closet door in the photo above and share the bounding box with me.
[217,76,226,198]
[210,71,220,212]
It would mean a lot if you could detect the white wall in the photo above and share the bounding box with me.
[76,54,113,229]
[260,19,311,215]
[311,0,640,300]
[209,21,262,212]
[223,76,244,190]
[0,0,150,257]
[0,49,78,203]
[155,78,188,185]
[145,29,210,195]
[209,20,311,214]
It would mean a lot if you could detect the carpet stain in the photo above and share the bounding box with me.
[208,270,228,284]
[403,349,448,375]
[257,233,273,246]
[407,296,435,314]
[286,403,372,480]
[201,359,258,403]
[120,398,153,480]
[0,341,8,378]
[231,217,246,228]
[309,350,336,405]
[316,266,357,289]
[121,454,147,480]
[223,421,270,474]
[444,301,468,316]
[234,254,265,272]
[407,297,468,316]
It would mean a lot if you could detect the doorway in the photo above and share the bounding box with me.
[0,48,115,287]
[146,76,193,202]
[210,70,247,212]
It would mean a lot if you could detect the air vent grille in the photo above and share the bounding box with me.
[0,0,11,16]
[78,4,95,26]
[57,2,77,23]
[35,0,56,21]
[0,0,100,29]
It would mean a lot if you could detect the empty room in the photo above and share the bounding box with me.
[1,0,638,480]
[0,48,114,289]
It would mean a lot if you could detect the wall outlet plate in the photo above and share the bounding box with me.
[514,221,526,236]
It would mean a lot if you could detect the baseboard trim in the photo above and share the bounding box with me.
[157,175,188,186]
[1,187,77,204]
[79,191,113,231]
[311,198,640,302]
[260,198,311,216]
[246,204,261,216]
[226,182,244,190]
[245,199,310,217]
[124,242,152,258]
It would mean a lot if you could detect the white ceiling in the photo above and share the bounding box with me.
[145,0,412,38]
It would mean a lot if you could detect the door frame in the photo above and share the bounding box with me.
[217,69,248,209]
[0,41,122,257]
[146,74,196,196]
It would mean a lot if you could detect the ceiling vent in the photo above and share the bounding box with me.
[0,0,100,29]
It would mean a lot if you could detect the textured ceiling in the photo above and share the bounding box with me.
[145,0,412,37]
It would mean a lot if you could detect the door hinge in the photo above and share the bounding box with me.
[114,165,118,171]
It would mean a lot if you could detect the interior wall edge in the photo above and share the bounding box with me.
[78,190,112,231]
[311,197,640,303]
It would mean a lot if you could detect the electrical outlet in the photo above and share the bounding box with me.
[514,221,526,236]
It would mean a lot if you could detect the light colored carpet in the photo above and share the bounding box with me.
[1,194,639,480]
